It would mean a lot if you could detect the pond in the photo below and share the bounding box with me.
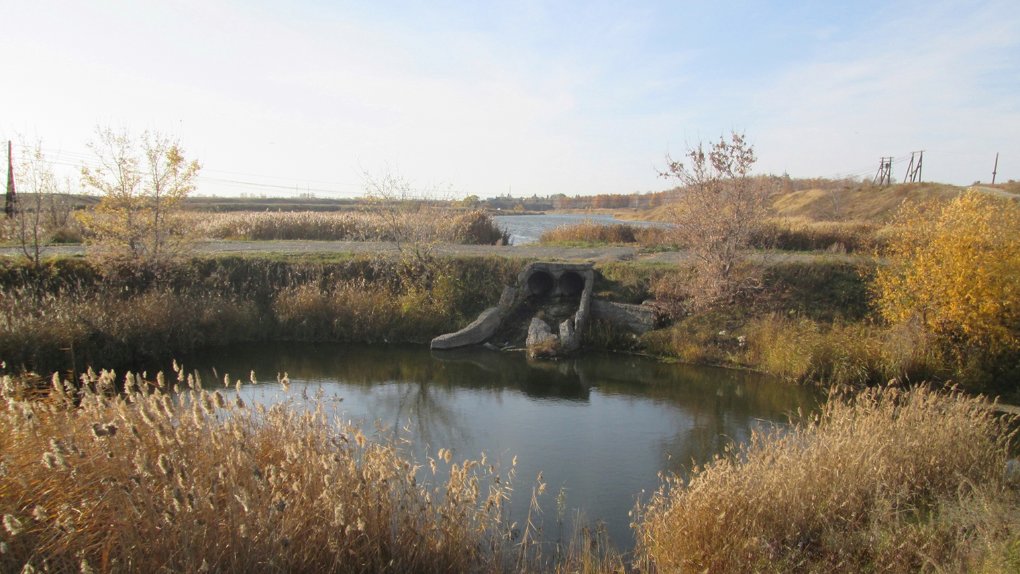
[181,342,820,552]
[492,213,661,245]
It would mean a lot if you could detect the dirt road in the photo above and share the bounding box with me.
[0,240,861,265]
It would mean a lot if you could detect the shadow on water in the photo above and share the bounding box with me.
[178,342,822,551]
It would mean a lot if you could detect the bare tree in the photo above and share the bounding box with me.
[77,128,200,265]
[659,132,777,310]
[361,168,454,294]
[3,142,71,266]
[361,168,456,253]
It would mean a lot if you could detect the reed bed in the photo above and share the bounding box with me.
[635,386,1020,573]
[538,221,666,247]
[0,370,516,573]
[193,209,509,245]
[759,217,880,253]
[538,217,878,253]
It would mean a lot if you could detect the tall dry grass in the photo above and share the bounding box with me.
[635,386,1020,573]
[740,315,947,386]
[0,283,258,371]
[759,217,880,253]
[193,209,509,245]
[0,370,516,573]
[271,273,460,344]
[539,221,667,247]
[0,255,524,373]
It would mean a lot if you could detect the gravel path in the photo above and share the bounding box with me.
[0,241,641,262]
[0,240,861,264]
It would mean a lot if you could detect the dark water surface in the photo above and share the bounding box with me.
[182,343,820,551]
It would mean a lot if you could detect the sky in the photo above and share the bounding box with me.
[2,0,1018,198]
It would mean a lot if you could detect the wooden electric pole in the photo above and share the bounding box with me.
[903,150,923,183]
[873,156,893,186]
[5,141,15,218]
[992,152,999,185]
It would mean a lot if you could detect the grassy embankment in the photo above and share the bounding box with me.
[0,254,523,375]
[551,183,1020,395]
[2,243,1013,396]
[594,259,953,386]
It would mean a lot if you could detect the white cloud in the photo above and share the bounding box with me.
[751,0,1020,183]
[2,0,1018,196]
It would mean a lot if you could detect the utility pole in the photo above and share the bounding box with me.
[873,156,893,186]
[902,150,924,183]
[5,141,15,218]
[992,152,999,185]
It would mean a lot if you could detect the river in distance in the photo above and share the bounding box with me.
[492,213,662,245]
[181,342,820,552]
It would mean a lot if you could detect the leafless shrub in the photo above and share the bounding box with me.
[659,133,778,310]
[1,143,79,265]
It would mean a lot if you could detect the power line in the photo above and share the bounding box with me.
[6,143,375,196]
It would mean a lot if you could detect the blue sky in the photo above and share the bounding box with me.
[2,0,1017,197]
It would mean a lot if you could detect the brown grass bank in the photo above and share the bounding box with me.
[635,386,1020,573]
[0,255,525,374]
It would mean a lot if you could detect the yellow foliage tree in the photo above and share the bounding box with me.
[872,190,1020,355]
[77,128,200,265]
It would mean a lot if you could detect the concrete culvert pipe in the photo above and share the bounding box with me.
[527,271,554,297]
[558,271,584,297]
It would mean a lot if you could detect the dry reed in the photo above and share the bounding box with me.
[635,386,1020,573]
[193,209,508,245]
[539,221,666,247]
[0,369,516,572]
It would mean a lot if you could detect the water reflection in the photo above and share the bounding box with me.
[179,342,820,550]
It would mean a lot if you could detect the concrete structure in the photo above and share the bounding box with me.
[431,262,658,357]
